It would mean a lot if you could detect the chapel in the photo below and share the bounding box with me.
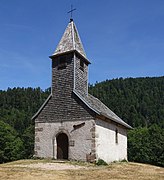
[32,18,132,163]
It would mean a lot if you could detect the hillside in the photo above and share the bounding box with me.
[0,76,164,166]
[89,76,164,127]
[0,160,163,180]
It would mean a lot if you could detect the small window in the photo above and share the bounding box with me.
[115,129,118,144]
[58,56,67,69]
[80,59,84,71]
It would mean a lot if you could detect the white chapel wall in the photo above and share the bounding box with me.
[95,119,127,163]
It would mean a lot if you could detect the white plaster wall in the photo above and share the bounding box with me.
[95,119,127,163]
[35,119,94,161]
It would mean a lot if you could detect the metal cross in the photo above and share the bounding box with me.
[68,5,76,20]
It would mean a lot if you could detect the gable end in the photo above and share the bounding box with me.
[32,94,52,120]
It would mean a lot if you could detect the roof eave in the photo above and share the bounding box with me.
[49,50,91,65]
[73,89,100,114]
[100,112,133,129]
[73,90,132,129]
[31,94,52,120]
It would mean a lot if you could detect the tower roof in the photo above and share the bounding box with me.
[51,20,89,62]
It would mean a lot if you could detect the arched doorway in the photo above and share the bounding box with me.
[56,133,68,159]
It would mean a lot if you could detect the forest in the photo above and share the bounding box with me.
[0,76,164,166]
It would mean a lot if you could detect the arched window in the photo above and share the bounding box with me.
[80,59,84,71]
[58,56,67,69]
[115,128,118,144]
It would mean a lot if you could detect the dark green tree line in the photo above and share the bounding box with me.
[0,87,50,162]
[89,77,164,128]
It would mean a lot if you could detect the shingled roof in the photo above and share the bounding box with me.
[51,20,87,59]
[32,89,132,129]
[73,90,132,129]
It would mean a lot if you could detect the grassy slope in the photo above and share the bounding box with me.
[0,160,163,180]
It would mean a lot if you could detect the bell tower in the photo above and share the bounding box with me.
[49,19,91,98]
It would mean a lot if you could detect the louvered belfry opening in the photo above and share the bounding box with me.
[56,133,68,159]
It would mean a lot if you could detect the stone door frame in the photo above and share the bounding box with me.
[52,129,71,159]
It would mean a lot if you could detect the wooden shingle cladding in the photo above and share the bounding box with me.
[33,87,132,129]
[51,53,74,97]
[73,90,132,129]
[75,55,88,96]
[34,92,95,123]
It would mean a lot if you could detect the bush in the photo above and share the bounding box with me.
[0,121,25,163]
[120,159,128,162]
[128,125,164,167]
[96,159,108,166]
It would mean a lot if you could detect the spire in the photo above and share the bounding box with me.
[51,20,87,59]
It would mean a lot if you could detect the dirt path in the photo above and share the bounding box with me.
[12,162,88,170]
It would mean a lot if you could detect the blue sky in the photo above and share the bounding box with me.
[0,0,164,90]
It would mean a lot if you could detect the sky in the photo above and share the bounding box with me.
[0,0,164,90]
